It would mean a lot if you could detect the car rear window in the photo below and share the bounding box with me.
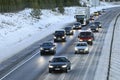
[80,32,92,37]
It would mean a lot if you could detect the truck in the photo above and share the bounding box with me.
[74,7,90,26]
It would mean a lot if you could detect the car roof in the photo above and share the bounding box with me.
[77,42,87,44]
[55,29,65,32]
[80,29,92,33]
[53,56,67,59]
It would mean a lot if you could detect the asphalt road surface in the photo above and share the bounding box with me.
[0,7,120,80]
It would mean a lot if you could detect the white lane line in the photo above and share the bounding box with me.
[82,30,104,80]
[0,52,39,80]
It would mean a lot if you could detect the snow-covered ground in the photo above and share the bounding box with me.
[0,2,120,63]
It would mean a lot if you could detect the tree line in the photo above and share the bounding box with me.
[0,0,80,12]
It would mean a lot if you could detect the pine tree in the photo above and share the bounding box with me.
[58,0,64,14]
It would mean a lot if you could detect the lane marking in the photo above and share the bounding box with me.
[0,52,39,80]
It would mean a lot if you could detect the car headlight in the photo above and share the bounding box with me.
[96,28,99,30]
[73,25,75,27]
[54,36,56,39]
[85,47,88,51]
[88,39,92,41]
[51,47,54,50]
[80,39,83,41]
[40,48,43,50]
[99,24,102,26]
[49,65,53,68]
[75,47,78,51]
[62,65,67,68]
[62,36,65,38]
[70,30,73,33]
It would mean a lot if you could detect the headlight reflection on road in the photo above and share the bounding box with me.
[37,56,46,66]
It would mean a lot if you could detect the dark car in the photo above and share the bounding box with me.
[54,30,66,42]
[40,42,56,55]
[65,27,74,35]
[89,23,99,32]
[78,30,94,45]
[89,15,94,20]
[102,9,106,13]
[94,21,102,28]
[49,56,71,73]
[73,22,82,30]
[97,11,102,15]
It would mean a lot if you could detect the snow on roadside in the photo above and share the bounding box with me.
[109,15,120,80]
[0,2,120,63]
[94,14,115,80]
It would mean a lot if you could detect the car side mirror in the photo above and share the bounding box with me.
[74,16,76,18]
[49,61,51,63]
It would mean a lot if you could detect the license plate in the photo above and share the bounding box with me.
[58,38,61,40]
[45,50,49,52]
[79,50,83,52]
[55,68,60,70]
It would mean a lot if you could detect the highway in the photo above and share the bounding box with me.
[0,7,120,80]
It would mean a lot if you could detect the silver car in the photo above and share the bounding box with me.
[75,42,89,54]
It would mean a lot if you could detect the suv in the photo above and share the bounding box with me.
[40,42,56,55]
[78,30,94,45]
[54,30,66,42]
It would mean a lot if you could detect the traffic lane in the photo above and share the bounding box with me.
[36,8,120,80]
[36,22,103,80]
[0,29,81,80]
[1,6,119,80]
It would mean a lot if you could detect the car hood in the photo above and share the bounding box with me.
[75,46,87,49]
[41,46,53,49]
[49,62,67,66]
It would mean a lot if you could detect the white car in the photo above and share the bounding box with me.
[75,42,89,54]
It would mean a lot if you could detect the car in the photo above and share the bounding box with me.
[40,42,56,55]
[94,21,102,28]
[75,42,89,54]
[78,30,94,45]
[97,11,102,15]
[73,22,82,30]
[88,22,99,32]
[102,9,106,13]
[89,15,94,20]
[94,12,99,16]
[54,30,66,42]
[48,56,71,73]
[65,26,74,35]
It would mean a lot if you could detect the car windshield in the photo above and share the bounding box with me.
[94,22,100,25]
[55,31,64,35]
[80,32,92,37]
[42,42,53,47]
[74,23,80,25]
[77,43,87,46]
[65,27,71,30]
[76,15,85,18]
[52,57,67,62]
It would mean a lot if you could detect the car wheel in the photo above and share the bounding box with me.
[69,66,71,70]
[86,51,89,54]
[89,42,93,45]
[41,52,44,56]
[54,39,56,42]
[49,70,52,73]
[65,69,68,73]
[75,51,77,54]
